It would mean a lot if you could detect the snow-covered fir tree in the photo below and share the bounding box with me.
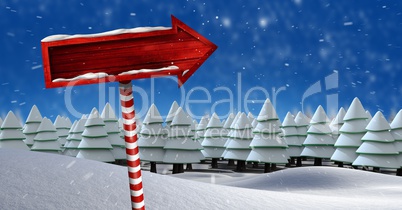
[331,98,368,167]
[201,113,225,168]
[330,107,346,141]
[366,110,373,121]
[163,107,203,174]
[165,101,179,127]
[251,118,258,129]
[31,117,62,154]
[23,105,42,148]
[196,115,209,144]
[138,104,166,173]
[300,106,335,166]
[353,111,399,171]
[54,115,70,147]
[295,112,309,135]
[192,119,199,141]
[191,120,200,166]
[222,112,241,164]
[118,118,124,142]
[224,112,253,172]
[247,112,255,126]
[63,120,77,154]
[247,112,256,140]
[101,103,126,162]
[0,111,29,150]
[76,108,114,162]
[391,110,402,176]
[294,111,309,166]
[281,112,302,167]
[63,115,86,157]
[221,113,235,141]
[247,98,288,172]
[186,119,199,170]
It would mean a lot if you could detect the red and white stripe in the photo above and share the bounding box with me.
[119,81,145,210]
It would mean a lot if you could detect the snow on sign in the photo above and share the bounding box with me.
[40,15,217,210]
[41,15,217,88]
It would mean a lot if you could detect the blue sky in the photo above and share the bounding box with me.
[0,0,401,123]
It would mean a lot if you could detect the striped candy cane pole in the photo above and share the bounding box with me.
[119,81,145,210]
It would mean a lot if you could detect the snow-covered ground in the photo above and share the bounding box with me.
[1,149,402,210]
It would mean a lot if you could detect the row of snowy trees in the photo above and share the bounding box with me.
[0,104,128,163]
[1,97,402,175]
[135,98,402,174]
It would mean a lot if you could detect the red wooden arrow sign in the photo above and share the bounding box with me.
[41,15,217,210]
[41,15,217,88]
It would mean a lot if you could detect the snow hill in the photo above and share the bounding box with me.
[1,149,402,210]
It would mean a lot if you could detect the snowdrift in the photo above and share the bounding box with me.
[1,149,402,209]
[222,166,402,194]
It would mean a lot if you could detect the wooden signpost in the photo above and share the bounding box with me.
[41,15,217,210]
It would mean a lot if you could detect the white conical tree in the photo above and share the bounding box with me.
[186,119,199,171]
[281,112,302,166]
[331,98,368,167]
[222,112,241,166]
[64,117,72,127]
[294,111,309,166]
[248,112,255,139]
[330,107,346,140]
[295,111,309,135]
[165,101,179,127]
[391,110,402,176]
[118,118,125,144]
[196,115,209,144]
[63,116,87,156]
[201,113,225,168]
[101,103,126,163]
[31,117,62,154]
[224,112,253,172]
[248,112,257,170]
[251,118,258,129]
[54,115,70,147]
[247,112,255,124]
[138,104,166,173]
[62,117,73,149]
[222,113,238,156]
[0,111,29,150]
[192,120,199,141]
[63,120,77,153]
[76,109,114,162]
[163,107,203,174]
[247,99,288,172]
[353,111,399,171]
[221,113,235,141]
[23,105,42,147]
[300,105,335,166]
[366,110,373,122]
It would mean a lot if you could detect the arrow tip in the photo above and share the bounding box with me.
[171,15,218,88]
